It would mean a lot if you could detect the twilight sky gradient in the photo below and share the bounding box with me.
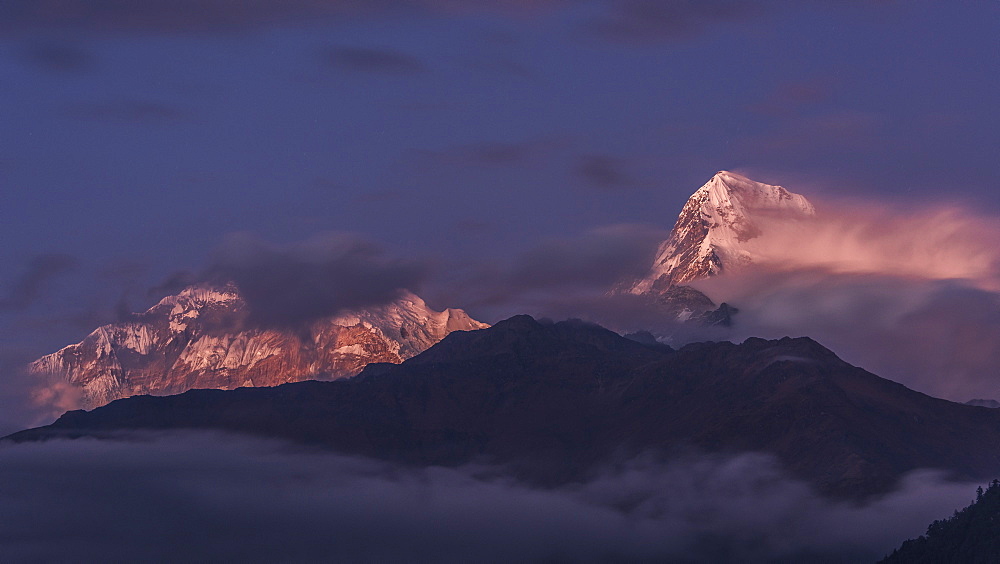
[1,1,999,427]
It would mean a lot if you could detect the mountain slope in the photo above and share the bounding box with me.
[29,284,487,408]
[14,316,1000,499]
[625,170,815,295]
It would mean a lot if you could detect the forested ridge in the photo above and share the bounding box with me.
[881,480,1000,563]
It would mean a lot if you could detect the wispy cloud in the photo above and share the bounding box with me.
[413,136,572,170]
[18,40,95,72]
[64,100,185,123]
[736,110,889,158]
[575,154,634,190]
[0,0,892,39]
[434,224,669,322]
[0,254,78,312]
[0,0,568,35]
[721,200,1000,289]
[325,47,427,74]
[582,0,765,42]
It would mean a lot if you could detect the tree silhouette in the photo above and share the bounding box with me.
[881,480,1000,563]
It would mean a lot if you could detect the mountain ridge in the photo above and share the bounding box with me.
[14,315,1000,500]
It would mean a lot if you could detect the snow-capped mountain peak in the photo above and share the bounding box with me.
[30,284,488,409]
[627,171,815,294]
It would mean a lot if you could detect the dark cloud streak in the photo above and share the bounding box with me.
[0,0,375,34]
[326,46,426,74]
[18,40,95,72]
[583,0,767,42]
[437,224,670,324]
[184,232,427,330]
[64,100,184,123]
[576,154,633,189]
[0,0,567,35]
[508,224,665,290]
[0,254,78,312]
[417,136,572,170]
[0,0,890,41]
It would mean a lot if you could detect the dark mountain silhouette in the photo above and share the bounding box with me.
[9,316,1000,499]
[880,480,1000,563]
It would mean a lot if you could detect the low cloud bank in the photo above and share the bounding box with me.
[0,433,978,562]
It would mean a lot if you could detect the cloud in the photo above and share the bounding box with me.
[729,199,1000,291]
[682,200,1000,401]
[737,110,889,159]
[446,142,535,165]
[581,0,899,43]
[446,196,1000,403]
[509,224,666,290]
[582,0,767,42]
[0,254,78,312]
[0,0,896,41]
[749,78,835,117]
[326,47,426,74]
[462,57,536,80]
[351,188,406,204]
[433,224,735,337]
[441,224,668,321]
[696,271,1000,403]
[0,0,568,35]
[64,100,184,122]
[416,136,572,170]
[0,0,367,34]
[18,40,95,72]
[575,154,634,189]
[0,433,977,562]
[0,351,82,436]
[421,0,571,18]
[173,232,427,330]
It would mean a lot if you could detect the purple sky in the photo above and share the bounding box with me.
[1,1,998,385]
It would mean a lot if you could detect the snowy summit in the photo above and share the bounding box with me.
[627,171,815,294]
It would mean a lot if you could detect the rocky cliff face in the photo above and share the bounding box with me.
[30,284,487,408]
